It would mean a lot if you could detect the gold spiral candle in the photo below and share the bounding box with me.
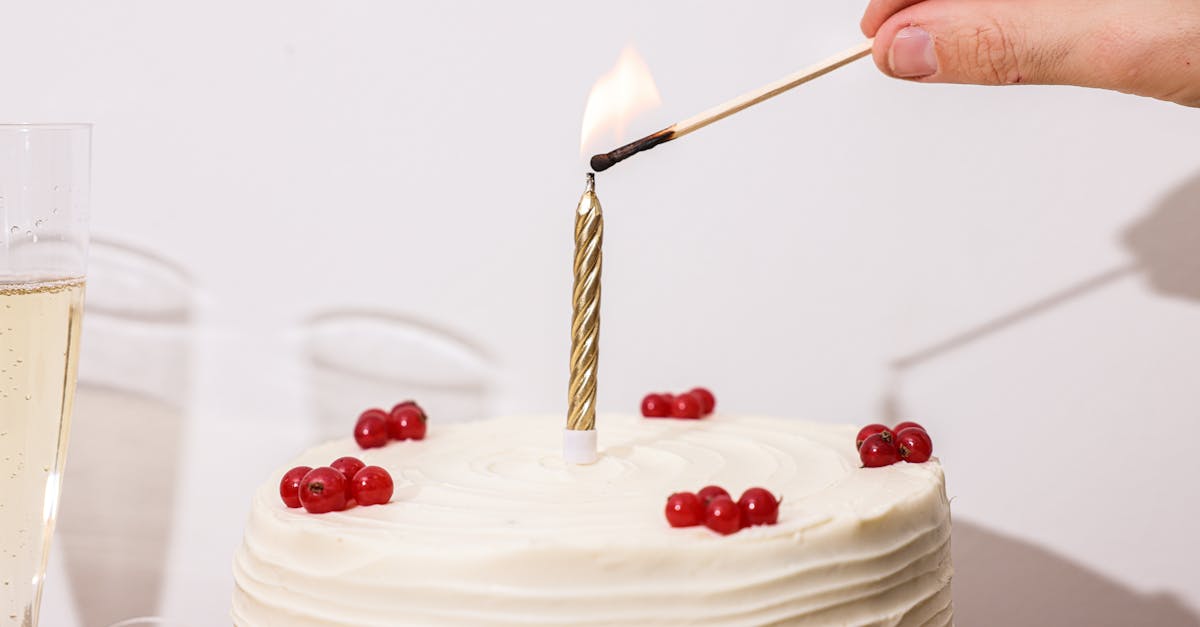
[567,173,603,437]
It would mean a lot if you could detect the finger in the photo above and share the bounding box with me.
[870,0,1090,87]
[867,0,1200,105]
[860,0,925,37]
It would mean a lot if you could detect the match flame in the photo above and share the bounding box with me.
[580,45,662,155]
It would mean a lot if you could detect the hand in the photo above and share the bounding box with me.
[861,0,1200,106]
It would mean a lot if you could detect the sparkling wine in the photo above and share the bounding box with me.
[0,278,85,627]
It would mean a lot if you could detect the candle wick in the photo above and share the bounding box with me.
[585,172,595,193]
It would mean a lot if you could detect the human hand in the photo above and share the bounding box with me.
[861,0,1200,106]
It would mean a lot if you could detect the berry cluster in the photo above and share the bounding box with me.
[855,421,934,468]
[641,387,716,419]
[354,400,427,449]
[280,457,394,514]
[664,485,780,536]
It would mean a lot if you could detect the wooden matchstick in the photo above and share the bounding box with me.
[590,39,874,172]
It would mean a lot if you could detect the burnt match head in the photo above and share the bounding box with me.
[590,154,617,172]
[588,127,676,173]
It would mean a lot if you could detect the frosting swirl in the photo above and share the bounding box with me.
[233,414,952,625]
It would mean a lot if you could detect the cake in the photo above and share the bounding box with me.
[233,414,953,626]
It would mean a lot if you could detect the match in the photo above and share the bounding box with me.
[590,39,874,172]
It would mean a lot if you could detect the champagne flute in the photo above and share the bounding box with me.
[0,123,90,627]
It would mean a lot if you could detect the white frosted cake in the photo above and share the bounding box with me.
[233,414,953,626]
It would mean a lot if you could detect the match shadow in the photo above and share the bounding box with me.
[893,168,1200,372]
[881,168,1200,422]
[953,519,1200,626]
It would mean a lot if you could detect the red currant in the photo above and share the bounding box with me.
[670,393,704,419]
[389,404,427,440]
[704,495,742,535]
[896,427,933,463]
[279,466,312,508]
[388,401,427,439]
[855,424,893,450]
[697,485,730,505]
[330,456,366,501]
[391,400,427,421]
[354,409,390,449]
[641,393,671,418]
[689,387,716,415]
[351,466,394,506]
[664,492,704,527]
[299,467,348,514]
[737,487,780,526]
[893,421,926,434]
[859,433,901,467]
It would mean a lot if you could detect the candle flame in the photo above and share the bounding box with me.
[580,45,662,156]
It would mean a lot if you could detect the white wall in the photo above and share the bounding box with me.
[5,1,1200,625]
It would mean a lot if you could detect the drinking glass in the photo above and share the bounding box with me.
[0,123,91,627]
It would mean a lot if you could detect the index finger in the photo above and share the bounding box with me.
[861,0,927,35]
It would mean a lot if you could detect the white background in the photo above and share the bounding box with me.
[3,1,1200,625]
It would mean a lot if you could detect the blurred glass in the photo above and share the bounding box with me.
[54,239,194,626]
[304,310,495,441]
[106,618,192,627]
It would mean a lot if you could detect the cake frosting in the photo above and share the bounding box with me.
[233,414,953,626]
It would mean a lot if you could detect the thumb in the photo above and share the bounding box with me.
[869,0,1200,98]
[872,0,1087,87]
[870,0,1200,106]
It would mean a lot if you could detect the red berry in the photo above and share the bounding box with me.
[704,495,743,535]
[689,387,716,415]
[697,485,730,505]
[387,401,428,439]
[859,433,902,467]
[670,393,704,419]
[354,409,390,449]
[896,427,933,463]
[664,492,704,527]
[855,424,894,450]
[641,393,672,418]
[279,466,311,508]
[893,421,925,434]
[660,394,676,412]
[299,467,348,514]
[737,487,780,526]
[330,456,365,501]
[388,404,427,440]
[390,400,427,421]
[351,466,394,506]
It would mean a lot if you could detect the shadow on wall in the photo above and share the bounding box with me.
[881,168,1200,420]
[303,309,497,442]
[56,239,195,626]
[953,519,1200,626]
[1123,169,1200,303]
